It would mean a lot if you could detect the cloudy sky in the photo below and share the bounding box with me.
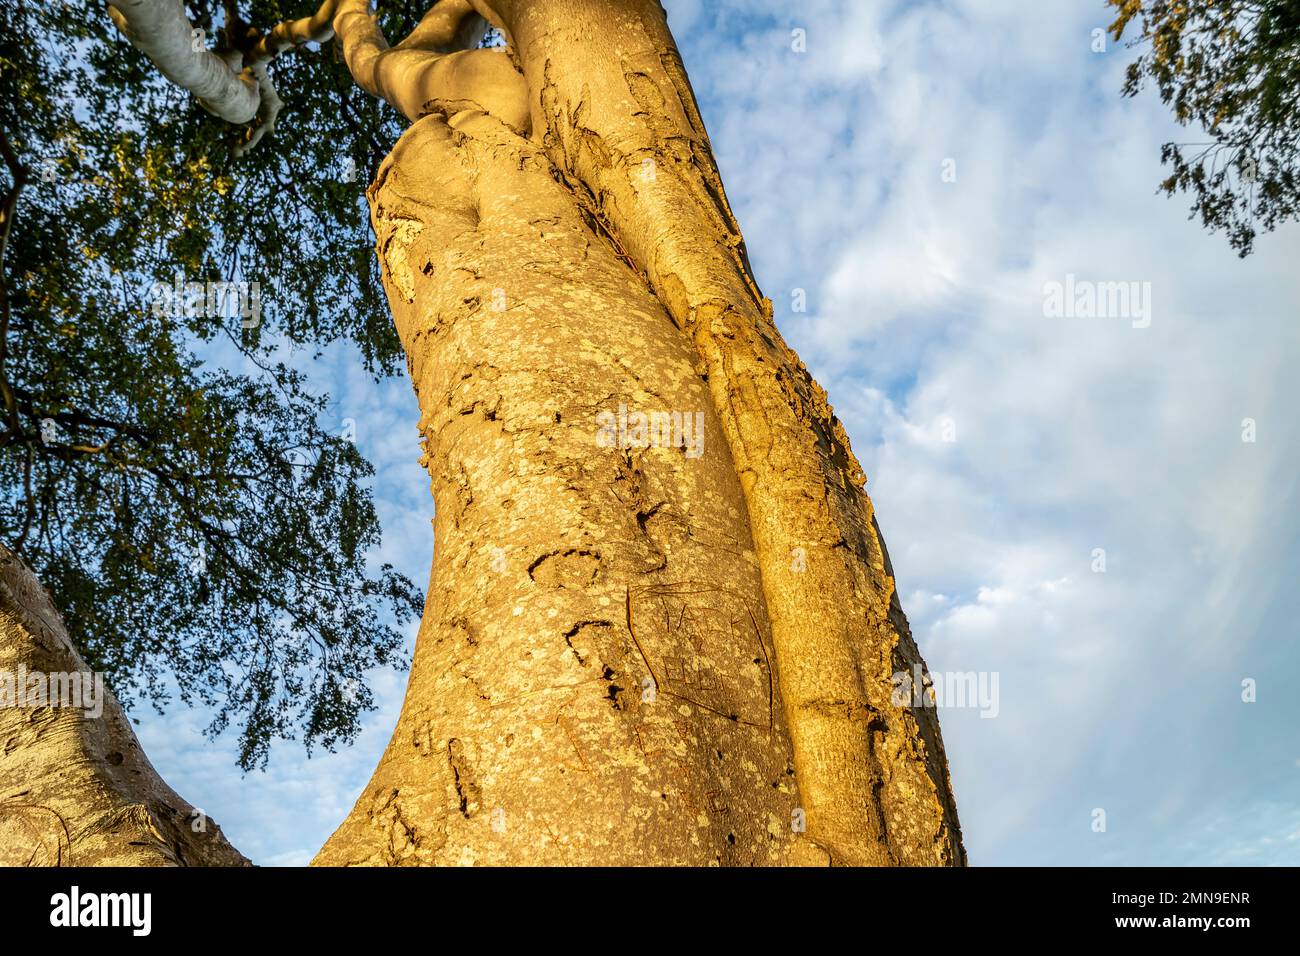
[137,0,1300,866]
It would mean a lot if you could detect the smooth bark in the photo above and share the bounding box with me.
[0,545,248,866]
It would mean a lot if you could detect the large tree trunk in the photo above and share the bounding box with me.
[98,0,965,867]
[313,111,819,864]
[316,0,963,867]
[0,545,248,866]
[487,0,965,866]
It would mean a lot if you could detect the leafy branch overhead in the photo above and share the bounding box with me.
[1110,0,1300,256]
[0,0,423,770]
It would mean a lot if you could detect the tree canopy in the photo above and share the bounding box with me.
[1109,0,1300,255]
[0,0,441,769]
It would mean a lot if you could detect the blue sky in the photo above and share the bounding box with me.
[137,0,1300,866]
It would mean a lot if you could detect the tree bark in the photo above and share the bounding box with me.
[0,545,249,866]
[473,0,966,867]
[97,0,966,867]
[316,0,963,863]
[313,111,821,864]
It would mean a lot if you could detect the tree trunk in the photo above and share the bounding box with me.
[313,111,819,864]
[485,0,965,866]
[0,545,248,866]
[97,0,966,867]
[316,0,964,866]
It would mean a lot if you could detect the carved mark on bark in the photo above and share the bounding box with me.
[623,584,775,732]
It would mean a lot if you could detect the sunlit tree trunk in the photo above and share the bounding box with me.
[311,111,820,864]
[316,0,964,866]
[104,0,965,866]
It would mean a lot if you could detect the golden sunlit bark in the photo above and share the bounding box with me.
[314,111,817,863]
[88,0,966,867]
[481,0,964,865]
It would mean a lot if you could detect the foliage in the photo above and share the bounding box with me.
[1109,0,1300,255]
[0,0,431,769]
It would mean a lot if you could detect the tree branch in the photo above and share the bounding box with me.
[333,0,525,126]
[107,0,525,152]
[106,0,262,123]
[107,0,342,151]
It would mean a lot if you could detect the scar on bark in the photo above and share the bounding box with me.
[527,548,602,588]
